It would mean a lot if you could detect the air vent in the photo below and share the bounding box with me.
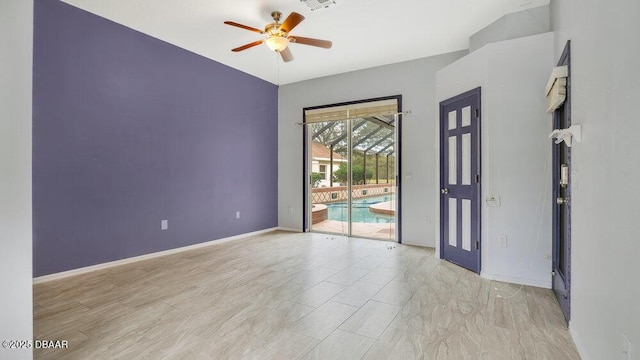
[300,0,336,11]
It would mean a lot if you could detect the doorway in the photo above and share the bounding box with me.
[439,88,482,273]
[552,41,572,321]
[303,96,401,242]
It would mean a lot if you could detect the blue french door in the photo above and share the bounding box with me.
[552,42,571,321]
[439,88,481,273]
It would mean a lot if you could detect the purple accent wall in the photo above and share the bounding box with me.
[33,0,278,276]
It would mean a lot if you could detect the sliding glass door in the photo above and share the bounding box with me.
[308,119,350,236]
[304,97,399,242]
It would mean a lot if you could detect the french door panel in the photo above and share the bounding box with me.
[440,88,481,273]
[552,111,571,320]
[552,41,571,321]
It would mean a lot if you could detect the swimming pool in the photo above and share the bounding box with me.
[326,195,395,223]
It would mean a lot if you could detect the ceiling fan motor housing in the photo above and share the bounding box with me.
[271,11,282,22]
[266,12,285,36]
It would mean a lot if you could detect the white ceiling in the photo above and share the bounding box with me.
[61,0,549,85]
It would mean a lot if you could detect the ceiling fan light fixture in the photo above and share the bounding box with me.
[265,36,289,52]
[225,11,331,61]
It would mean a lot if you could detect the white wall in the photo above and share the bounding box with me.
[278,51,466,244]
[0,0,34,359]
[551,0,640,358]
[469,5,550,53]
[436,33,555,287]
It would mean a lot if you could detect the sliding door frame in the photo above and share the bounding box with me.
[302,95,403,243]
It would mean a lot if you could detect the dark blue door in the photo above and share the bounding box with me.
[440,88,481,273]
[552,42,571,321]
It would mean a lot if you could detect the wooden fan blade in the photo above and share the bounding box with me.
[289,36,332,49]
[280,47,294,62]
[279,12,305,33]
[231,40,264,52]
[224,21,264,34]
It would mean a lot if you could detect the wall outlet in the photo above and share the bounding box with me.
[426,216,432,224]
[498,235,507,247]
[486,195,501,207]
[288,206,293,214]
[161,219,168,230]
[236,211,240,219]
[623,333,632,360]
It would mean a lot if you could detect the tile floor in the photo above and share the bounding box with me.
[311,220,396,241]
[34,231,581,359]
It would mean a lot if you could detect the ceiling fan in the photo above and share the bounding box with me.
[224,11,332,62]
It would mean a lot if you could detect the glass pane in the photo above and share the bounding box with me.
[462,199,471,251]
[449,136,457,185]
[462,133,471,185]
[448,110,457,130]
[462,106,472,127]
[308,107,398,242]
[448,198,457,247]
[309,120,349,236]
[351,117,396,241]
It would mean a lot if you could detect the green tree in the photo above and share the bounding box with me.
[311,172,324,188]
[333,164,373,185]
[333,165,348,184]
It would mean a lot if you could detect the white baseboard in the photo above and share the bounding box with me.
[277,226,302,232]
[569,323,589,360]
[33,227,278,284]
[480,271,551,289]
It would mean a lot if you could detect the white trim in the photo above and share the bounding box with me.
[569,323,590,360]
[277,226,302,232]
[33,227,278,284]
[480,271,551,288]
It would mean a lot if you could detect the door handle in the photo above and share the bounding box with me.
[441,188,449,195]
[557,197,569,205]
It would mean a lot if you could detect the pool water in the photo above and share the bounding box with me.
[326,195,395,223]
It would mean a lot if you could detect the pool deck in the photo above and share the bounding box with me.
[311,219,396,241]
[369,200,395,215]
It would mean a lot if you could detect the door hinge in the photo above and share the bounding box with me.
[475,241,479,250]
[475,174,480,183]
[475,109,479,118]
